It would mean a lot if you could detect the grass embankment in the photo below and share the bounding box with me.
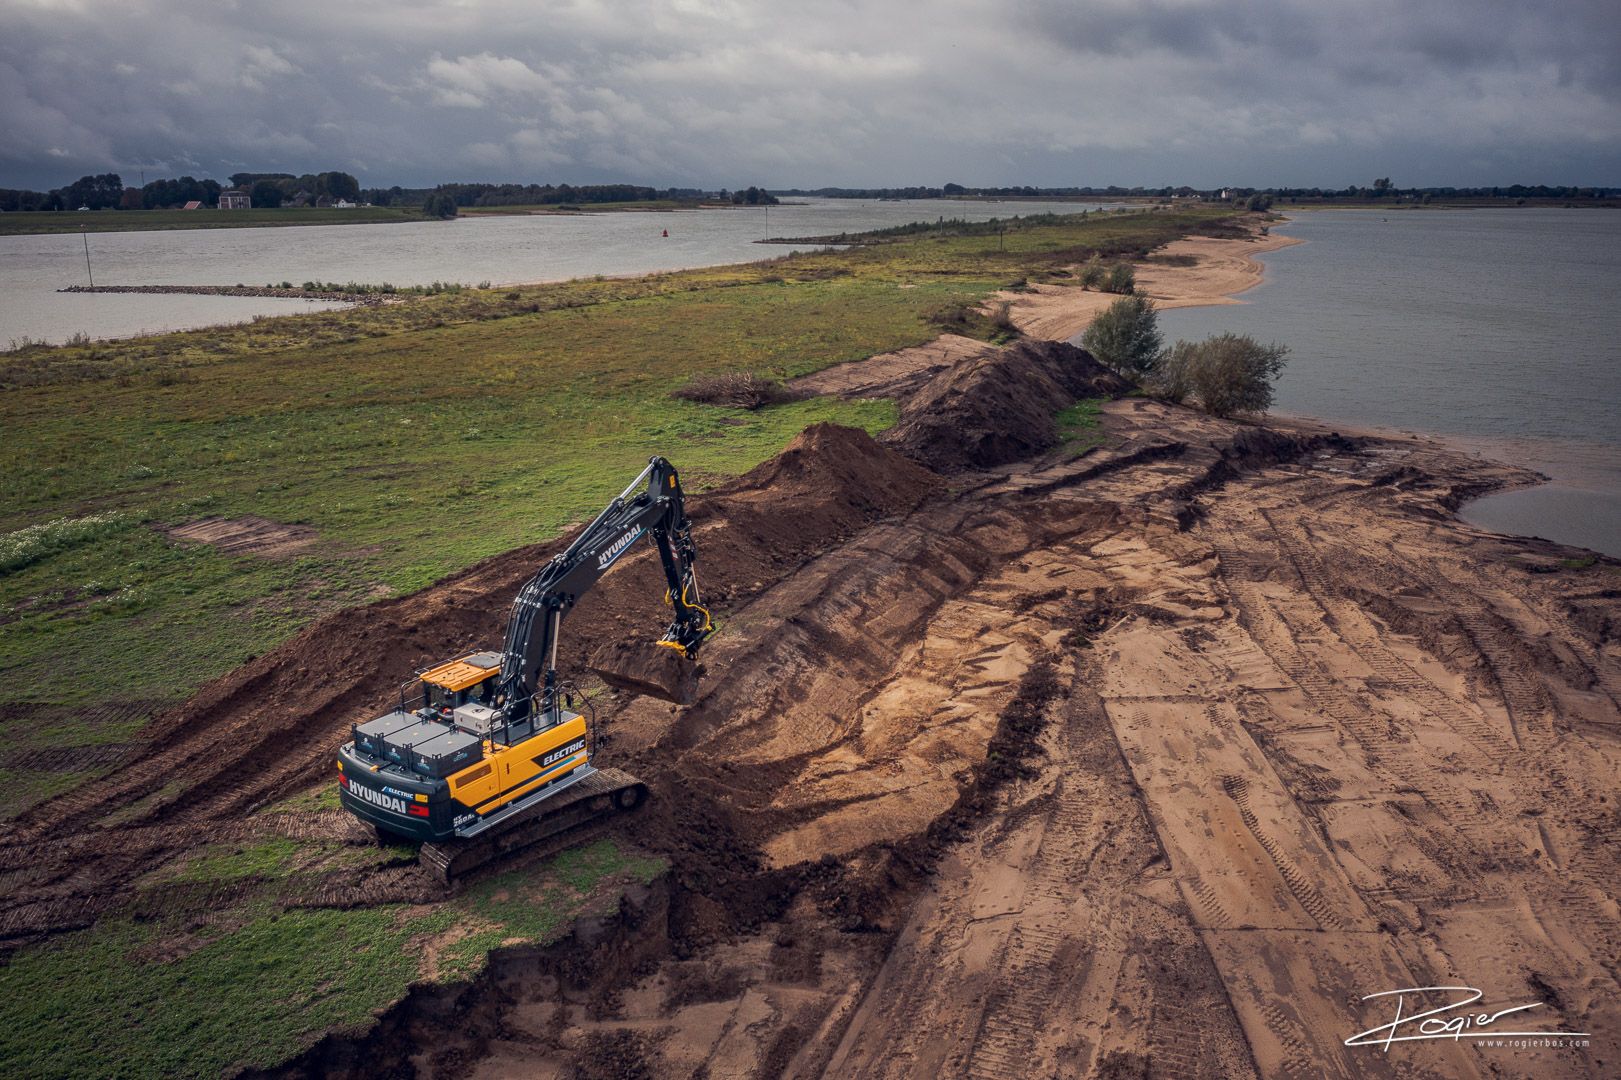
[0,206,423,236]
[0,835,664,1079]
[0,204,1235,1075]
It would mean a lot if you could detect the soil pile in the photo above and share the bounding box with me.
[687,421,944,601]
[882,339,1127,471]
[587,640,700,705]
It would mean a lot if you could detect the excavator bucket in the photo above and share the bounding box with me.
[588,639,701,705]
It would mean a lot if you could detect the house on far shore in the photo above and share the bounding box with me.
[288,190,312,208]
[181,200,202,210]
[218,189,251,210]
[332,198,355,208]
[314,195,334,208]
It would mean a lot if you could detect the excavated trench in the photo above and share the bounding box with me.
[7,334,1619,1079]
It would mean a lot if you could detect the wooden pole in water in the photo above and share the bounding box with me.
[81,225,94,288]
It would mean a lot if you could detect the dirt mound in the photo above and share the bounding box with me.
[686,422,944,602]
[588,640,700,705]
[881,339,1128,471]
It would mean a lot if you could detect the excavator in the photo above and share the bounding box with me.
[336,456,713,883]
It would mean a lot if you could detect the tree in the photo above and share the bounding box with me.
[250,179,284,208]
[1157,333,1289,418]
[60,173,123,210]
[1082,295,1162,378]
[317,171,360,201]
[422,192,458,219]
[1104,262,1136,294]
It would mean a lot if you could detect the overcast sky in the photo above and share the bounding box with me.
[4,0,1618,191]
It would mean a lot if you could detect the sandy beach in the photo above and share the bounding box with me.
[1002,219,1303,340]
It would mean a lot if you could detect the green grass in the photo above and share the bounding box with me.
[262,783,344,815]
[0,769,97,819]
[1056,398,1107,455]
[0,206,423,236]
[0,205,1235,802]
[0,837,665,1079]
[169,837,303,883]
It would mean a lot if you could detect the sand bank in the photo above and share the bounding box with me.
[1002,219,1302,341]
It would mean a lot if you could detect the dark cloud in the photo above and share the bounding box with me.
[1,0,1616,190]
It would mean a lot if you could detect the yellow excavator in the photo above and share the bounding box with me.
[337,456,712,882]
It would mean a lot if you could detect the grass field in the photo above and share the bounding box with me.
[0,834,664,1079]
[0,204,1237,809]
[0,206,423,235]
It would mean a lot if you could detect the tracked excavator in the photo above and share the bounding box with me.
[337,456,713,883]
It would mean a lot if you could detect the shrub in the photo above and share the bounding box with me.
[988,301,1018,338]
[422,192,458,219]
[1077,257,1105,290]
[0,512,132,577]
[1166,333,1289,418]
[1081,295,1162,378]
[1104,262,1136,294]
[1146,339,1197,403]
[673,371,800,410]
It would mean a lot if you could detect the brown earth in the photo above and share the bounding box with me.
[4,322,1620,1079]
[588,640,701,706]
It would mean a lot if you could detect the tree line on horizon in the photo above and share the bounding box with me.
[776,180,1618,202]
[0,170,361,212]
[5,172,1613,215]
[0,172,781,214]
[384,181,779,214]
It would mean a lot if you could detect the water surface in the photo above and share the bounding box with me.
[1151,209,1620,556]
[0,197,1115,345]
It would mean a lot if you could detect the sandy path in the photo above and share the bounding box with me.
[1001,222,1302,341]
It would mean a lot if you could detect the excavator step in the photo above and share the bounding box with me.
[418,767,647,885]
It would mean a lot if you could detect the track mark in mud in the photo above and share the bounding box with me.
[1220,775,1345,931]
[163,516,318,557]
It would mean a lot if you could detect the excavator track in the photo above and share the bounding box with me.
[418,767,647,885]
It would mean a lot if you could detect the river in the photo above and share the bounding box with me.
[0,197,1116,346]
[1153,208,1620,558]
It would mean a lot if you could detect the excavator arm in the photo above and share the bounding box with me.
[494,456,711,724]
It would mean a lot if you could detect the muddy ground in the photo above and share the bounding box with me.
[3,326,1619,1078]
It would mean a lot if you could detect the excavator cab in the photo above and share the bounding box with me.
[419,652,501,715]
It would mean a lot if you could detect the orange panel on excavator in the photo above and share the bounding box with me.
[420,653,501,692]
